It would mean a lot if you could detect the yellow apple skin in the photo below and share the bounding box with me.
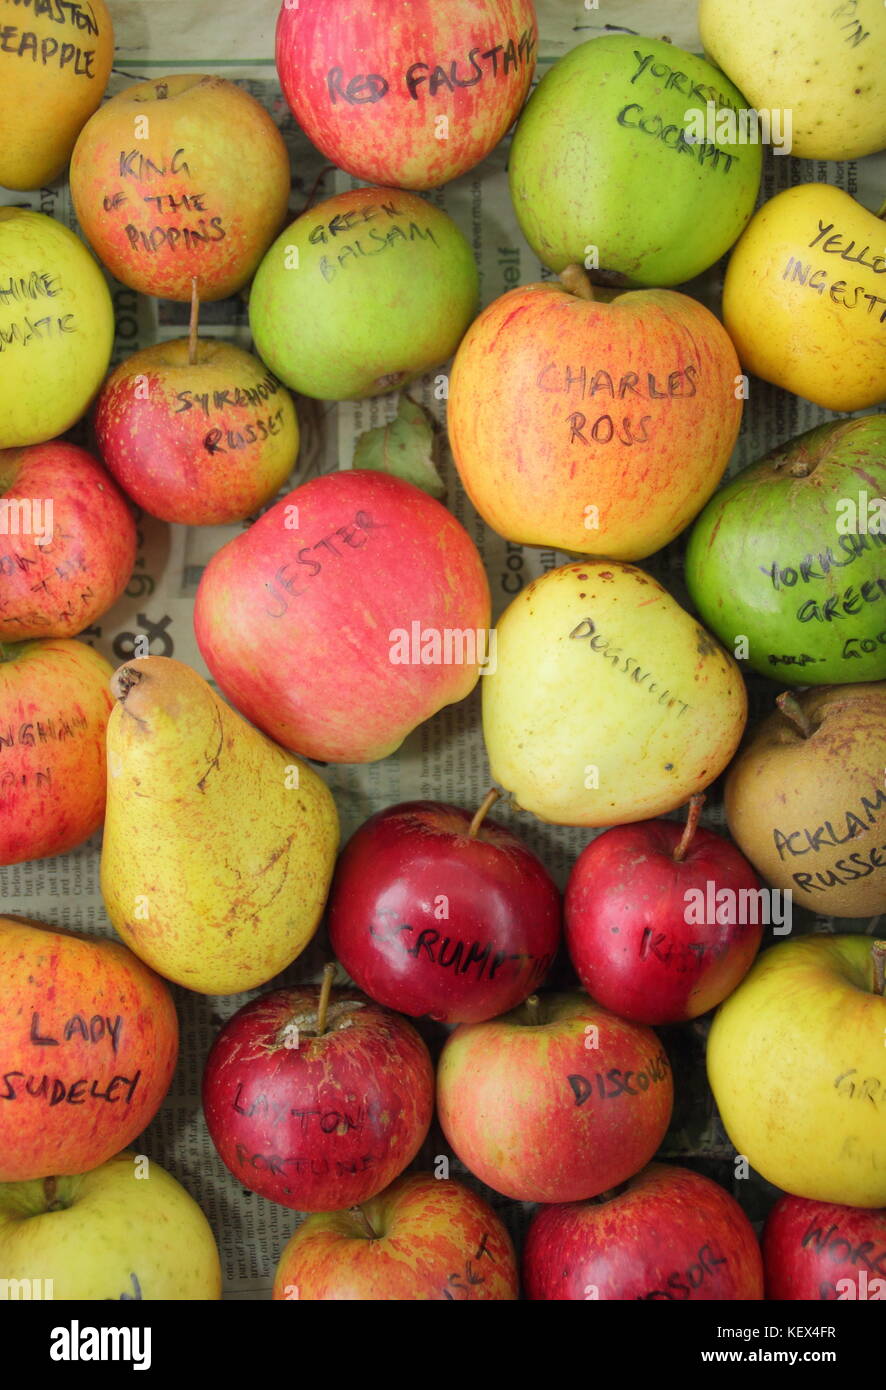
[707,936,886,1208]
[0,1151,221,1299]
[482,561,747,826]
[723,185,886,412]
[0,0,114,190]
[0,210,114,448]
[700,0,886,160]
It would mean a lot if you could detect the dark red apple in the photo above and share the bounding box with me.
[202,978,434,1213]
[523,1163,764,1300]
[763,1193,886,1301]
[565,796,765,1024]
[328,795,561,1023]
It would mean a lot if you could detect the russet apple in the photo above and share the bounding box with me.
[448,270,742,558]
[94,339,299,525]
[0,917,178,1182]
[70,74,291,302]
[763,1192,886,1300]
[276,0,537,191]
[194,470,491,764]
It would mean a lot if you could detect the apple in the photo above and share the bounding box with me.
[272,1171,518,1301]
[93,339,299,525]
[565,796,764,1025]
[248,186,479,401]
[763,1193,886,1301]
[275,0,537,191]
[194,469,491,764]
[508,34,761,284]
[0,209,114,449]
[482,559,747,826]
[707,935,886,1207]
[724,684,886,918]
[0,916,178,1182]
[327,795,561,1023]
[0,441,136,641]
[0,1151,221,1300]
[0,0,114,191]
[700,0,886,161]
[723,185,886,412]
[202,982,434,1213]
[437,991,673,1203]
[686,414,886,687]
[0,637,114,867]
[70,74,291,302]
[523,1163,764,1300]
[448,269,742,559]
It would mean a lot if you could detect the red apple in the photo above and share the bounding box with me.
[437,992,673,1203]
[523,1163,764,1300]
[193,469,491,763]
[328,795,560,1023]
[272,1171,518,1301]
[0,638,114,866]
[94,339,299,525]
[202,983,434,1212]
[275,0,537,192]
[763,1193,886,1301]
[0,916,179,1181]
[0,441,136,641]
[564,796,765,1024]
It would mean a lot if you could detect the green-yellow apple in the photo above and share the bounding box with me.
[723,185,886,412]
[0,0,114,190]
[482,560,747,826]
[724,684,886,918]
[0,210,113,448]
[686,415,886,686]
[508,34,762,285]
[70,74,291,302]
[93,339,299,525]
[707,935,886,1207]
[0,1152,220,1299]
[248,186,479,400]
[700,0,886,160]
[0,917,178,1181]
[448,269,742,558]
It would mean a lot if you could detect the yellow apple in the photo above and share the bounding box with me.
[482,560,747,826]
[723,185,886,412]
[707,935,886,1207]
[0,0,114,190]
[700,0,886,160]
[0,209,113,448]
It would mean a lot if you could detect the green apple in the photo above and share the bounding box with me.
[482,560,747,826]
[248,186,479,401]
[0,1151,221,1300]
[686,415,886,685]
[707,935,886,1207]
[508,35,762,285]
[0,209,113,448]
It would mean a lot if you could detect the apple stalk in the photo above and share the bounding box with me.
[468,787,501,837]
[315,961,337,1036]
[673,793,705,862]
[873,941,886,997]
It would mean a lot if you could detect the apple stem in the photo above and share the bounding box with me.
[43,1176,63,1212]
[673,793,705,862]
[353,1205,377,1240]
[299,163,338,217]
[559,264,595,301]
[875,196,886,221]
[776,691,813,739]
[315,962,337,1036]
[188,276,199,366]
[0,642,16,663]
[873,940,886,997]
[524,994,541,1025]
[468,787,501,838]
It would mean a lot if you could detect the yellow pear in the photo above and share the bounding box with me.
[482,561,747,826]
[723,185,886,411]
[700,0,886,160]
[100,657,339,995]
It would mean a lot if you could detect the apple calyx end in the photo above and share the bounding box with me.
[111,663,145,704]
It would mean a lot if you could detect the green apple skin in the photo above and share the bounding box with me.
[508,35,762,286]
[0,1151,221,1300]
[686,416,886,686]
[248,187,479,401]
[0,210,114,449]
